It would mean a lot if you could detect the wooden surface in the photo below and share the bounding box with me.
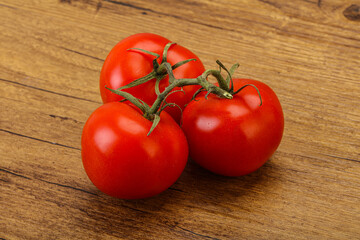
[1,0,359,239]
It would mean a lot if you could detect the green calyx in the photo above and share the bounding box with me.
[210,60,263,106]
[120,43,196,93]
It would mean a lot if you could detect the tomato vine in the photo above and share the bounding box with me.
[106,43,263,136]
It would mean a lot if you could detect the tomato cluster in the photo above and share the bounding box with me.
[81,33,284,199]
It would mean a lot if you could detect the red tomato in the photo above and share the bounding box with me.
[81,102,188,199]
[181,79,284,176]
[100,33,205,123]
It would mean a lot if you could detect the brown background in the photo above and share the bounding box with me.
[1,0,359,239]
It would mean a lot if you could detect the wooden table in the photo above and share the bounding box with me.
[1,0,359,239]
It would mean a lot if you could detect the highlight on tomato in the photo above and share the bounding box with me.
[100,33,205,123]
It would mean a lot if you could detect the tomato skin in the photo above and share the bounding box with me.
[181,79,284,176]
[100,33,205,123]
[81,102,188,199]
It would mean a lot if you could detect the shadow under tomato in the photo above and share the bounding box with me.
[77,156,280,238]
[175,157,279,202]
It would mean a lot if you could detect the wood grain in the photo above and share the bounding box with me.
[1,0,359,239]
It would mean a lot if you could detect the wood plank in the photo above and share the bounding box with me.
[1,0,359,239]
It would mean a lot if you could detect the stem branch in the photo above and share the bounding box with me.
[146,63,233,117]
[202,69,229,91]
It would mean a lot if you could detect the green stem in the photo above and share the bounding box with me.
[201,69,229,92]
[107,61,237,136]
[146,63,233,117]
[105,87,149,113]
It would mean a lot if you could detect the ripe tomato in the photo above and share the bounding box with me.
[81,102,188,199]
[181,79,284,176]
[100,33,205,123]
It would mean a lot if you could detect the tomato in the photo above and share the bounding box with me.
[100,33,205,123]
[181,79,284,176]
[81,102,188,199]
